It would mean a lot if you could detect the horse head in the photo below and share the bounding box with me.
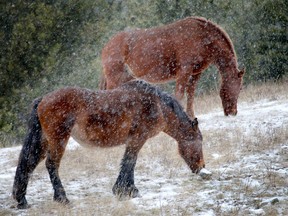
[220,68,245,116]
[178,118,205,173]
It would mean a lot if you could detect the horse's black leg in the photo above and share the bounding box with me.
[113,147,140,199]
[45,145,69,204]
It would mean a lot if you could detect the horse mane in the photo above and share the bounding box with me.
[190,17,237,62]
[124,80,191,123]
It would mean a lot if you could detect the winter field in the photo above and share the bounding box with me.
[0,81,287,216]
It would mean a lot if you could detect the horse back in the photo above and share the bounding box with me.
[110,17,234,79]
[37,86,165,148]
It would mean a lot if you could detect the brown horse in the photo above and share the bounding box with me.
[101,16,245,117]
[12,80,204,209]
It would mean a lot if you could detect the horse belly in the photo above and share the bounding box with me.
[70,124,96,147]
[70,122,129,148]
[140,66,177,83]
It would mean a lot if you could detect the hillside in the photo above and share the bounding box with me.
[0,82,287,215]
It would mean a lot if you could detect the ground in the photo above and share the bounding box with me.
[0,82,287,215]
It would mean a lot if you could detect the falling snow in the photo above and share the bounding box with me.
[0,97,287,215]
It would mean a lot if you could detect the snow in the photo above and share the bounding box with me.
[0,97,287,215]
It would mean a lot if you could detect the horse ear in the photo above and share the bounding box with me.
[192,118,198,127]
[238,68,245,78]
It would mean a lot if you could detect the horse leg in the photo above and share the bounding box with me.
[175,75,187,102]
[45,138,69,204]
[112,141,145,199]
[104,61,133,90]
[186,73,201,118]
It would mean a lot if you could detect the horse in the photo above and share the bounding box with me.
[12,80,205,209]
[100,16,245,118]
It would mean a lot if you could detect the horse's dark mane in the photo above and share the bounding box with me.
[125,80,191,123]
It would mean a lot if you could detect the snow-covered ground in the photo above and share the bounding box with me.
[0,95,287,215]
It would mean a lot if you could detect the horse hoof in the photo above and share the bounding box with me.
[17,202,30,209]
[129,187,140,198]
[113,185,140,200]
[16,197,29,209]
[54,196,70,205]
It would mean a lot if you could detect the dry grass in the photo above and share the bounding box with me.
[194,79,288,116]
[239,80,288,102]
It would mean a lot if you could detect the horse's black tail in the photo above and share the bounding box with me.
[12,97,45,208]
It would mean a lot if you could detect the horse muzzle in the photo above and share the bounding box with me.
[191,161,205,174]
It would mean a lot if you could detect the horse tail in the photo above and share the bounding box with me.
[13,97,46,207]
[21,97,44,166]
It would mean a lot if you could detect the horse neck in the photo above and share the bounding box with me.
[163,114,192,142]
[215,53,239,81]
[210,22,239,80]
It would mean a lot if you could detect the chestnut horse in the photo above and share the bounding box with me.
[100,16,244,117]
[12,80,204,209]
